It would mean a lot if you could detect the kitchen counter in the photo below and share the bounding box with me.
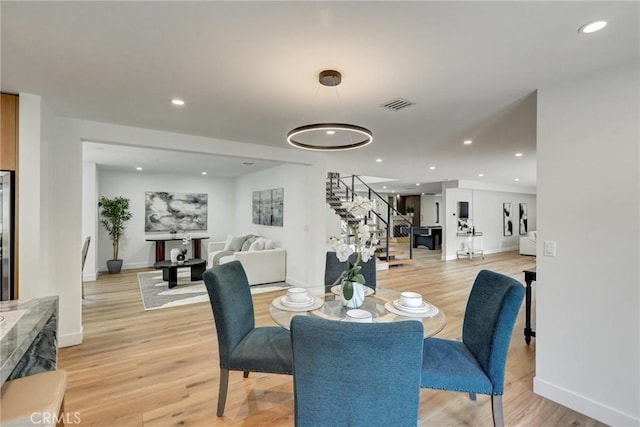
[0,296,58,385]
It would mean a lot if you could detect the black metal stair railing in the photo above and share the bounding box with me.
[326,172,414,262]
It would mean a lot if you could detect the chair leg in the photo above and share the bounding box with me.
[491,395,504,427]
[217,368,229,417]
[243,371,249,378]
[469,392,477,401]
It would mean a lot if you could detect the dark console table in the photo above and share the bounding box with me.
[146,234,209,263]
[154,258,206,289]
[523,268,537,345]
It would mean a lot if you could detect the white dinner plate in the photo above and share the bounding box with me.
[280,296,315,308]
[392,299,431,313]
[384,301,439,318]
[330,285,375,297]
[272,296,325,312]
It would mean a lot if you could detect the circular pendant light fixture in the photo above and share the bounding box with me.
[287,70,373,151]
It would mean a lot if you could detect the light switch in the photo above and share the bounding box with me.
[544,240,556,257]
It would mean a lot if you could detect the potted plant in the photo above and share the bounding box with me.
[406,205,415,215]
[98,196,133,274]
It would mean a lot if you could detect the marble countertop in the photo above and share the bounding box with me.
[0,296,58,384]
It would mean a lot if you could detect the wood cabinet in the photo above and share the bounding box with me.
[1,94,19,171]
[0,93,18,299]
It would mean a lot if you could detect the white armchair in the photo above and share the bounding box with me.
[519,231,537,256]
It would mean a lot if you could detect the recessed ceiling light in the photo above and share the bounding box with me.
[579,20,607,34]
[136,167,143,171]
[429,166,436,170]
[463,140,473,145]
[514,178,520,182]
[383,186,387,189]
[478,173,484,177]
[416,183,420,186]
[201,172,207,175]
[515,153,523,157]
[376,158,382,163]
[171,99,185,106]
[326,130,336,135]
[392,190,396,193]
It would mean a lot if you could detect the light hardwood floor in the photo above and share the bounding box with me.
[62,250,605,426]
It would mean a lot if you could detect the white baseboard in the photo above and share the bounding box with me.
[534,376,639,426]
[59,326,83,348]
[83,269,98,282]
[97,261,150,272]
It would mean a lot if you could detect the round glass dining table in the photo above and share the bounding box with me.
[269,286,447,338]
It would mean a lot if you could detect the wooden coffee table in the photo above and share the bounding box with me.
[153,258,206,289]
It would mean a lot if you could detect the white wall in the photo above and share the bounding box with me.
[535,61,639,425]
[96,170,235,270]
[19,94,83,347]
[82,162,98,281]
[235,163,327,287]
[443,184,536,260]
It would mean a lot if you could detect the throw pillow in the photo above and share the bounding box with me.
[241,236,257,251]
[223,234,234,251]
[248,239,265,251]
[262,238,275,250]
[228,235,247,252]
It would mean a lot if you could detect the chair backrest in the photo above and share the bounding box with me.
[291,316,423,427]
[203,261,256,368]
[462,269,525,394]
[324,251,377,290]
[81,236,91,271]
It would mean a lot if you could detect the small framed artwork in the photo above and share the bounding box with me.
[503,203,513,236]
[519,203,528,235]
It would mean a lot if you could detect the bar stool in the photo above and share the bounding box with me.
[1,369,68,427]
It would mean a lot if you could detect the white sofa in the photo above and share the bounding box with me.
[207,237,286,285]
[519,231,537,256]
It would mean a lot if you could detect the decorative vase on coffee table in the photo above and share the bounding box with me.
[341,280,366,308]
[170,248,180,263]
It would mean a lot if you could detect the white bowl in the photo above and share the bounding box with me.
[400,291,423,308]
[345,309,373,323]
[287,287,309,303]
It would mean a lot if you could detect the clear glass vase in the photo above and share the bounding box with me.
[340,280,366,308]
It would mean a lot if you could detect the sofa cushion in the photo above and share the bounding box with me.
[241,236,258,251]
[225,235,248,252]
[262,238,275,250]
[249,239,265,251]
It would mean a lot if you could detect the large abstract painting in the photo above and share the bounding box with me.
[145,192,208,232]
[503,202,513,236]
[519,203,528,235]
[252,188,284,227]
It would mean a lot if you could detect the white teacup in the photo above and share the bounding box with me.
[400,291,423,308]
[345,309,373,323]
[287,287,309,303]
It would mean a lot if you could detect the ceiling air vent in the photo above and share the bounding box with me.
[380,98,416,112]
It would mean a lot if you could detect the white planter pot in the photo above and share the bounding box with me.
[170,248,180,263]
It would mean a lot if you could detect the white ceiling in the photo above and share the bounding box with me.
[2,1,638,193]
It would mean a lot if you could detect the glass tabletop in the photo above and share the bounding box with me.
[268,286,447,338]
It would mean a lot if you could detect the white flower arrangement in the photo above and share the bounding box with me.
[329,196,379,299]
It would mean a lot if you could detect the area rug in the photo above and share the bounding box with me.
[138,269,290,311]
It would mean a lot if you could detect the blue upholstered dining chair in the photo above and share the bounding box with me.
[290,316,423,427]
[202,260,293,417]
[420,269,524,427]
[324,251,377,291]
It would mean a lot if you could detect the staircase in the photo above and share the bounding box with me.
[325,172,414,268]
